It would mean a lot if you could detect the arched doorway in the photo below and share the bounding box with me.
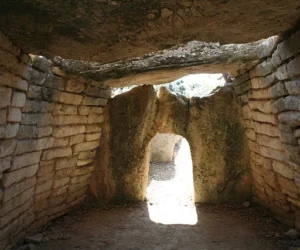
[146,134,197,225]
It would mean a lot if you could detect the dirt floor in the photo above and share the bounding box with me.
[16,139,300,250]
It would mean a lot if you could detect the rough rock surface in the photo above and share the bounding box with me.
[0,1,299,62]
[53,37,278,87]
[90,85,252,204]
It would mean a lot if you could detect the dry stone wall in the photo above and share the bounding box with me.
[233,29,300,227]
[0,32,110,249]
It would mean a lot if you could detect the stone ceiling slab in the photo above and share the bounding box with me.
[0,0,299,63]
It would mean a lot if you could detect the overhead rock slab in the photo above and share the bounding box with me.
[0,0,299,62]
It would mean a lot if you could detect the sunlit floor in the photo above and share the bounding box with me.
[147,137,198,225]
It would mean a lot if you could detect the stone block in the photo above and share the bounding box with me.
[90,107,104,114]
[256,134,282,150]
[232,73,249,86]
[11,91,26,108]
[78,106,90,115]
[55,156,77,170]
[2,164,39,187]
[17,125,36,139]
[15,137,54,155]
[65,78,85,93]
[273,96,300,114]
[86,124,102,133]
[233,80,251,95]
[276,30,300,62]
[28,85,59,101]
[4,123,19,138]
[7,107,21,122]
[53,104,77,115]
[86,133,101,141]
[0,139,16,158]
[3,176,36,202]
[53,115,87,125]
[0,187,34,217]
[35,180,53,194]
[279,131,297,145]
[21,113,53,126]
[251,111,276,124]
[77,159,93,167]
[58,92,82,105]
[268,82,288,98]
[23,100,54,113]
[249,89,269,99]
[272,161,295,179]
[0,71,28,91]
[250,59,274,78]
[0,87,12,108]
[275,64,288,80]
[37,171,54,184]
[73,141,99,152]
[87,113,104,124]
[48,195,66,207]
[36,126,52,137]
[69,134,85,145]
[260,145,288,162]
[51,186,68,197]
[294,129,300,138]
[12,151,42,170]
[287,57,300,79]
[42,147,72,160]
[285,80,300,95]
[248,100,272,114]
[278,111,300,127]
[71,165,95,176]
[78,151,96,160]
[68,179,90,192]
[53,138,69,147]
[84,85,111,98]
[0,109,7,125]
[53,177,70,189]
[82,96,107,106]
[44,74,64,90]
[251,74,275,89]
[38,160,55,176]
[53,125,86,138]
[55,167,73,179]
[66,187,87,203]
[0,156,11,172]
[277,175,298,199]
[31,55,52,72]
[282,144,300,164]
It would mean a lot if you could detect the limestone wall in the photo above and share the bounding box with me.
[0,33,110,248]
[233,29,300,227]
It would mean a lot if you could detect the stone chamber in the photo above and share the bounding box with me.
[0,1,300,249]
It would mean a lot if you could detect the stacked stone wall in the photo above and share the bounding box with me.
[0,32,110,249]
[233,29,300,227]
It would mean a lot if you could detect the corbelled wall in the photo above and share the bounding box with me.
[0,32,110,249]
[233,29,300,227]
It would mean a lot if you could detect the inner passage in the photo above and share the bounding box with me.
[147,134,197,225]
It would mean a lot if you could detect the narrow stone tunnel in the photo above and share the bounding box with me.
[0,2,300,249]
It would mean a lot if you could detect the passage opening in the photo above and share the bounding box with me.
[146,134,197,225]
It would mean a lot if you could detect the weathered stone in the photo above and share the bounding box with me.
[233,73,250,86]
[48,195,66,207]
[0,109,7,125]
[12,151,42,170]
[251,152,272,170]
[11,91,26,108]
[3,176,36,202]
[282,144,300,164]
[260,145,288,162]
[15,137,54,155]
[58,92,82,105]
[53,104,77,115]
[287,57,300,79]
[73,141,99,152]
[0,139,16,158]
[69,134,85,145]
[251,74,275,89]
[53,177,70,189]
[54,115,87,125]
[37,171,54,184]
[273,96,300,114]
[86,133,101,142]
[55,167,73,179]
[0,71,28,91]
[7,107,21,122]
[252,122,279,137]
[285,80,300,95]
[27,85,59,101]
[52,125,86,138]
[65,79,85,93]
[21,113,53,126]
[250,59,274,78]
[78,106,90,115]
[42,147,72,160]
[234,80,251,95]
[85,85,111,98]
[279,131,297,145]
[77,151,96,160]
[294,129,300,138]
[0,156,11,172]
[277,175,298,199]
[53,138,69,147]
[36,126,52,138]
[273,161,295,179]
[256,134,282,150]
[251,111,276,125]
[275,64,288,80]
[4,123,19,138]
[249,89,269,99]
[248,100,272,114]
[55,156,77,170]
[35,180,53,194]
[72,165,95,176]
[44,74,64,90]
[23,100,54,113]
[278,112,300,127]
[268,82,288,98]
[2,164,39,187]
[70,173,92,184]
[0,87,12,108]
[31,55,52,72]
[77,159,93,167]
[87,113,104,124]
[51,185,68,196]
[82,97,107,106]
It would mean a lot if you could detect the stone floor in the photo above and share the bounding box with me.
[16,139,300,250]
